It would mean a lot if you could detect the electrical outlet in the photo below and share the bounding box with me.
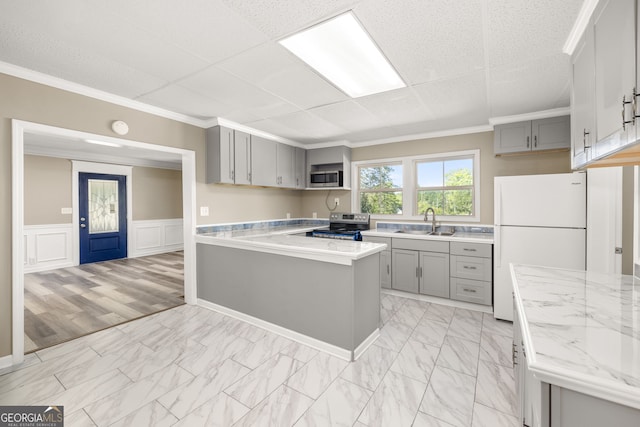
[334,197,340,206]
[200,206,209,216]
[313,212,317,218]
[286,213,291,219]
[61,207,72,214]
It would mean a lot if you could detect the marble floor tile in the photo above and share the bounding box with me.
[413,411,457,426]
[0,374,64,405]
[475,360,517,416]
[140,325,192,351]
[381,294,406,313]
[471,403,519,427]
[392,303,427,328]
[0,353,41,376]
[177,334,252,376]
[234,385,314,427]
[39,370,132,415]
[420,366,476,427]
[231,332,294,369]
[225,353,304,408]
[158,358,250,419]
[294,377,372,427]
[0,347,99,394]
[119,338,202,382]
[479,330,513,368]
[118,318,169,343]
[55,342,153,388]
[481,313,513,338]
[171,392,249,427]
[280,341,320,363]
[286,352,349,399]
[390,338,440,384]
[339,344,397,392]
[423,304,455,325]
[411,318,449,348]
[84,364,193,427]
[88,328,138,356]
[108,401,177,427]
[402,297,431,311]
[447,314,482,343]
[376,318,414,352]
[436,336,480,376]
[220,316,268,343]
[380,307,394,326]
[454,308,484,322]
[36,334,93,361]
[64,409,96,427]
[359,370,427,427]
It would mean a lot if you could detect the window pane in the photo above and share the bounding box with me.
[444,158,473,186]
[360,192,403,214]
[444,189,473,216]
[417,161,443,187]
[88,179,119,233]
[359,165,402,189]
[417,190,443,215]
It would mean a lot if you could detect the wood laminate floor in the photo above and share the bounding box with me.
[24,251,184,352]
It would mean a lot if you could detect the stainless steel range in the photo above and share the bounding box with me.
[307,212,370,241]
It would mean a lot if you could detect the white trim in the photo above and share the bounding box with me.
[197,299,353,361]
[381,288,493,314]
[562,0,599,55]
[71,161,133,266]
[0,354,13,370]
[352,149,481,222]
[347,125,493,149]
[11,119,197,365]
[23,224,74,273]
[488,107,571,126]
[214,118,304,148]
[353,329,380,360]
[130,219,184,258]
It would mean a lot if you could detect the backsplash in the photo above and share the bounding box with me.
[197,218,329,234]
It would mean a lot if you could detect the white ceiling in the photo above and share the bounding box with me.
[0,0,585,146]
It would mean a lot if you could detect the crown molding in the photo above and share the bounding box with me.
[347,125,494,148]
[563,0,599,55]
[214,118,306,148]
[489,107,571,126]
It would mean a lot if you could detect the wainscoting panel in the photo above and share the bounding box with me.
[130,219,184,258]
[24,224,74,273]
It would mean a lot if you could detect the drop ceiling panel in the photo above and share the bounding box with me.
[486,0,583,68]
[220,0,360,38]
[217,42,349,109]
[356,87,436,126]
[344,126,403,143]
[178,66,301,119]
[137,85,233,119]
[269,110,347,140]
[309,101,380,132]
[489,54,571,117]
[354,0,485,85]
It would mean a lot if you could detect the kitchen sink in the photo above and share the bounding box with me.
[394,229,455,236]
[429,231,455,236]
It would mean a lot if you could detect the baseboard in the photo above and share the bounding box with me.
[128,245,184,258]
[0,354,13,370]
[381,288,494,314]
[24,261,75,274]
[353,328,380,361]
[197,299,353,361]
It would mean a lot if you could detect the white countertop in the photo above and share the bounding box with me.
[511,264,640,410]
[362,229,494,244]
[196,226,386,266]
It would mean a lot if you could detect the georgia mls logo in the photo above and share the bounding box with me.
[0,405,64,427]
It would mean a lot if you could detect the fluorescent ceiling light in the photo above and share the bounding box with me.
[85,139,122,148]
[279,12,406,98]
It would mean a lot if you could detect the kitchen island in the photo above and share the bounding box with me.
[511,264,640,427]
[195,219,386,361]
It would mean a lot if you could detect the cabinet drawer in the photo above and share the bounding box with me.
[450,278,492,306]
[450,255,491,281]
[363,235,391,248]
[392,238,449,253]
[450,241,492,258]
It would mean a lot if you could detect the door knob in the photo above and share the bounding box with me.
[80,217,86,221]
[80,224,86,228]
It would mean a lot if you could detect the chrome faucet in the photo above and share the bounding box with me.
[424,208,437,232]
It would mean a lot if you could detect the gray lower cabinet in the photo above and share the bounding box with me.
[392,249,419,293]
[449,242,492,306]
[392,238,450,298]
[419,251,449,298]
[362,235,391,289]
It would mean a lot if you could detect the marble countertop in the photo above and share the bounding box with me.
[196,226,386,266]
[362,229,494,244]
[511,264,640,410]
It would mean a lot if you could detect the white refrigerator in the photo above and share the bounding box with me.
[494,172,586,321]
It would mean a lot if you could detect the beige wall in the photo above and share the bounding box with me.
[132,167,183,220]
[24,155,72,225]
[622,166,635,275]
[301,131,573,223]
[0,73,303,357]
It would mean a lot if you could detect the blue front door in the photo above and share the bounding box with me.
[79,173,127,264]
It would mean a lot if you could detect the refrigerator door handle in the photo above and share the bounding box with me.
[495,225,501,268]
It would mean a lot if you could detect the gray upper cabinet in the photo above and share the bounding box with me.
[295,147,306,189]
[571,24,596,169]
[206,126,252,185]
[276,143,295,188]
[494,117,570,155]
[251,136,278,187]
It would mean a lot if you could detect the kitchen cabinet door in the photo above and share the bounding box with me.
[277,143,295,188]
[531,116,570,151]
[419,251,449,298]
[571,24,596,168]
[380,250,391,289]
[392,249,419,293]
[494,121,532,154]
[234,131,251,185]
[593,0,636,150]
[206,126,234,184]
[251,136,277,187]
[295,147,306,189]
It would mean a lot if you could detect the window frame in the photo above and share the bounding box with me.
[352,149,481,222]
[356,161,404,216]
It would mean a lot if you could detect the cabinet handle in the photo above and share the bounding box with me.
[463,288,477,293]
[512,342,518,365]
[526,136,530,148]
[463,265,477,270]
[622,95,633,130]
[463,248,476,252]
[583,129,591,149]
[533,135,537,148]
[387,265,390,274]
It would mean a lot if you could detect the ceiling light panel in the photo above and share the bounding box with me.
[279,12,406,98]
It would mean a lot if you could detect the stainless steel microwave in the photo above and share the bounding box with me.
[310,170,343,187]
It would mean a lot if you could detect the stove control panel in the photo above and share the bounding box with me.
[329,212,370,224]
